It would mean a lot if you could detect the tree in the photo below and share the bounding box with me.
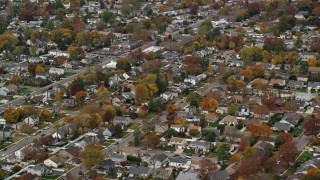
[67,46,85,60]
[243,146,257,159]
[264,37,285,53]
[227,103,239,116]
[283,100,299,112]
[20,8,34,22]
[50,28,73,50]
[19,123,36,135]
[183,56,202,75]
[308,58,318,67]
[134,130,142,146]
[201,130,216,142]
[141,60,162,73]
[35,66,45,74]
[200,98,219,112]
[189,129,199,136]
[199,158,218,180]
[305,168,320,180]
[262,50,273,62]
[246,124,272,137]
[279,141,298,163]
[39,109,52,122]
[165,129,178,138]
[304,115,320,137]
[134,84,149,105]
[56,56,67,66]
[240,46,262,61]
[116,58,131,72]
[101,11,115,24]
[217,144,231,166]
[104,105,116,116]
[114,123,123,137]
[63,115,73,124]
[142,132,160,149]
[74,90,86,102]
[229,154,241,164]
[4,107,20,124]
[121,5,132,17]
[186,93,201,107]
[0,31,19,53]
[80,146,103,173]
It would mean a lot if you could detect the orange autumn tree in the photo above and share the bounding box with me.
[201,97,219,112]
[75,90,86,101]
[246,124,272,137]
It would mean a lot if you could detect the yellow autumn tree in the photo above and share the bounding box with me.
[201,98,219,112]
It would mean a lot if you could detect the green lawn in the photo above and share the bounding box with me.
[42,175,60,180]
[0,143,9,150]
[116,132,129,138]
[162,146,176,152]
[104,139,116,147]
[128,123,140,130]
[290,128,303,137]
[146,112,157,119]
[183,149,196,155]
[18,88,32,96]
[298,151,313,162]
[61,72,76,78]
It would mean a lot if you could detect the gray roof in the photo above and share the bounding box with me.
[129,166,151,175]
[151,153,168,162]
[170,156,188,164]
[210,170,229,180]
[189,141,211,148]
[273,122,291,132]
[176,172,200,180]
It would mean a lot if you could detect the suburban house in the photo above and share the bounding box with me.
[149,153,169,168]
[170,124,185,132]
[128,166,152,178]
[272,122,292,132]
[97,159,117,175]
[155,124,169,134]
[219,116,238,126]
[269,79,286,87]
[23,116,40,125]
[110,154,127,163]
[176,172,201,180]
[205,113,218,123]
[0,125,15,140]
[49,68,65,75]
[121,146,140,157]
[168,137,187,149]
[27,164,52,176]
[169,156,191,169]
[188,141,211,153]
[44,151,73,168]
[287,80,304,89]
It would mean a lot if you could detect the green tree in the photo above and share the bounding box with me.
[121,5,132,17]
[0,31,18,53]
[134,130,142,146]
[217,144,231,166]
[165,129,178,138]
[227,103,239,116]
[101,11,115,24]
[0,21,7,34]
[80,146,103,173]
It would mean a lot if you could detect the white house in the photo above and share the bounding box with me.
[23,116,39,125]
[48,50,69,58]
[169,157,191,169]
[103,60,117,69]
[49,68,65,75]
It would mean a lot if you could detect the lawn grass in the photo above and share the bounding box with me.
[0,143,9,149]
[207,152,218,158]
[116,132,129,138]
[290,128,303,137]
[104,139,116,147]
[42,175,60,180]
[51,114,64,123]
[162,146,176,152]
[298,151,313,162]
[38,123,47,129]
[146,112,157,119]
[128,123,140,130]
[61,72,76,78]
[17,88,32,96]
[183,149,196,155]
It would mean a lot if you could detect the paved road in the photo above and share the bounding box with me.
[294,134,309,151]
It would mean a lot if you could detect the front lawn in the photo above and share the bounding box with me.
[0,143,9,150]
[115,132,129,138]
[128,123,140,130]
[290,128,303,137]
[162,146,176,152]
[42,175,60,180]
[183,149,196,155]
[104,139,116,147]
[298,151,313,162]
[18,88,32,96]
[61,72,76,78]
